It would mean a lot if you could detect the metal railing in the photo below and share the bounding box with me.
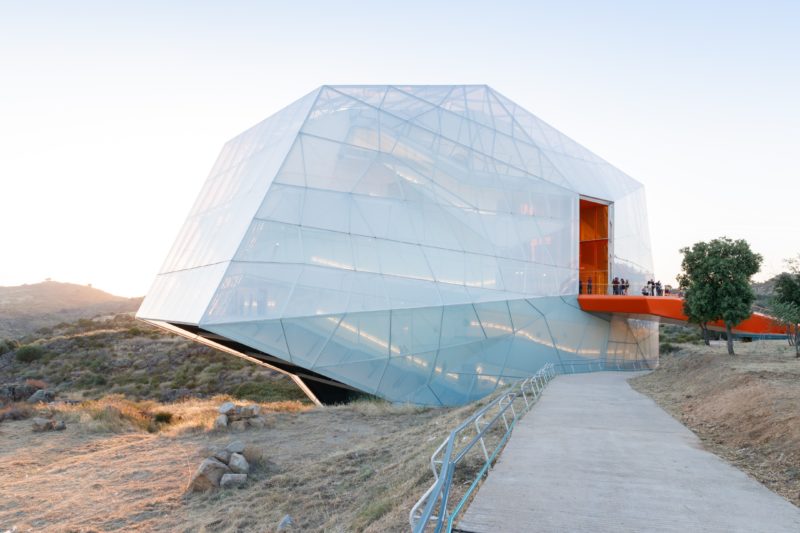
[409,363,556,533]
[554,358,652,374]
[409,358,652,532]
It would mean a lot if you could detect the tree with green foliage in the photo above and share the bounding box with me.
[773,255,800,355]
[677,237,763,355]
[771,301,800,356]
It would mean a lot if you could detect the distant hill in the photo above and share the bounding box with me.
[752,276,781,310]
[0,281,142,339]
[0,312,303,403]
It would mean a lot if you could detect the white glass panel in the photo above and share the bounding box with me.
[137,262,229,324]
[236,220,303,264]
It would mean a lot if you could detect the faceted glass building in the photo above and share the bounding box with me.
[137,85,657,406]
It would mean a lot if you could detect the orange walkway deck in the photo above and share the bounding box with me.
[577,295,787,336]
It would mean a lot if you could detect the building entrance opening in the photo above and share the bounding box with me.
[579,198,610,295]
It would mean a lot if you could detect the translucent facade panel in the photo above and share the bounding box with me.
[137,262,229,324]
[236,220,303,264]
[282,314,343,368]
[474,301,514,338]
[611,187,653,291]
[530,297,590,357]
[439,304,486,347]
[300,188,351,234]
[205,319,291,362]
[390,307,443,356]
[202,262,301,324]
[378,240,433,281]
[160,89,318,273]
[255,184,305,225]
[378,275,441,309]
[139,85,658,407]
[345,272,390,314]
[301,228,354,272]
[313,311,391,367]
[281,266,353,318]
[376,350,440,404]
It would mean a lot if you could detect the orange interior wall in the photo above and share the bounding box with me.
[579,199,609,294]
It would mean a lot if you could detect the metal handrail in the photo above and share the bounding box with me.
[554,358,652,374]
[409,358,651,532]
[409,363,556,533]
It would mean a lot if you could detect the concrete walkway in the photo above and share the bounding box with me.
[457,372,800,533]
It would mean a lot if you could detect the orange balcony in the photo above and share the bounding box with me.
[577,295,787,336]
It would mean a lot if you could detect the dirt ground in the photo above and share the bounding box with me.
[630,340,800,507]
[0,399,474,532]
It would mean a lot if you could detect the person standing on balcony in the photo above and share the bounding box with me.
[612,277,620,295]
[587,277,593,294]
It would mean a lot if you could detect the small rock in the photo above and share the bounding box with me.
[53,420,66,431]
[26,389,55,404]
[239,404,261,418]
[31,417,55,432]
[247,416,267,429]
[276,514,295,531]
[228,453,250,474]
[213,414,228,430]
[213,449,232,464]
[188,458,230,492]
[218,402,236,416]
[220,473,248,488]
[226,440,246,454]
[230,420,246,432]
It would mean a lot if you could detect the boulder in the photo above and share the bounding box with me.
[32,417,55,432]
[220,473,248,488]
[230,420,246,432]
[213,414,228,430]
[228,453,250,474]
[188,458,230,492]
[239,404,261,418]
[1,383,37,403]
[27,389,55,403]
[247,416,266,429]
[218,402,236,416]
[213,449,232,464]
[226,440,246,454]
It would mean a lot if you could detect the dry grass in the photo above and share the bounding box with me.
[0,395,478,532]
[630,340,800,506]
[0,402,36,422]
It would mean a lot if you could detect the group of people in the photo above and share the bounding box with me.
[578,277,668,296]
[611,277,630,295]
[577,277,631,295]
[641,279,665,296]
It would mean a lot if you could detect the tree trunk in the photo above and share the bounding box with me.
[701,323,710,346]
[725,323,735,355]
[795,326,799,358]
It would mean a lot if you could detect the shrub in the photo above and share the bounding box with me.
[233,380,308,403]
[0,403,35,422]
[15,345,45,363]
[0,339,19,355]
[153,411,173,424]
[25,378,48,390]
[660,342,679,354]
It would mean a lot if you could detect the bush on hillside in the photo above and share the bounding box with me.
[15,344,46,363]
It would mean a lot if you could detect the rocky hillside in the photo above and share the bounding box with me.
[0,313,307,404]
[0,281,142,339]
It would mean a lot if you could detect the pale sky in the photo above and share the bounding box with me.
[1,1,798,297]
